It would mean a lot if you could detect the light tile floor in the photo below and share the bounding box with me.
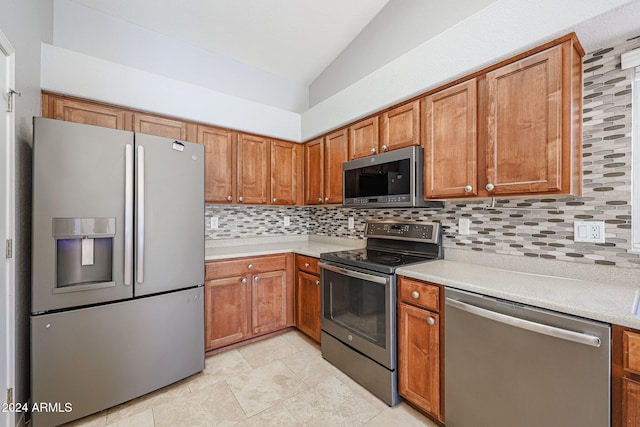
[64,330,439,426]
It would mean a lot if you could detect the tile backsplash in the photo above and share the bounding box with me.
[206,35,640,269]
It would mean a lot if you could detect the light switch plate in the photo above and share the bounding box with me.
[574,220,605,243]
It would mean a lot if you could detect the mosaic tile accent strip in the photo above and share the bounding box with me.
[207,35,640,269]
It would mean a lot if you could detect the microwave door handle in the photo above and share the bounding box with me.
[137,145,145,284]
[318,262,389,285]
[123,144,134,286]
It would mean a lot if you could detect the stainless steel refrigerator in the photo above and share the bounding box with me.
[30,118,205,426]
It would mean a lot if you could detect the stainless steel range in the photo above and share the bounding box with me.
[319,220,442,406]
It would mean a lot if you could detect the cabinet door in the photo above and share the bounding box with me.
[380,100,420,153]
[485,45,562,195]
[324,129,349,204]
[198,125,236,204]
[51,97,130,130]
[237,133,270,204]
[205,275,250,351]
[349,117,380,159]
[251,270,287,336]
[270,140,302,205]
[398,303,441,421]
[423,79,478,198]
[304,138,324,205]
[133,113,194,142]
[295,271,321,342]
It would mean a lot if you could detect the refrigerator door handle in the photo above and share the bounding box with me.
[124,144,134,285]
[137,145,145,284]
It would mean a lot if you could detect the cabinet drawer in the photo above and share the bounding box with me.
[206,254,287,279]
[296,255,320,274]
[624,331,640,375]
[398,277,440,312]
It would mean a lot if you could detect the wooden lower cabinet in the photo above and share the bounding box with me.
[397,276,443,423]
[614,325,640,427]
[294,254,321,342]
[204,254,293,352]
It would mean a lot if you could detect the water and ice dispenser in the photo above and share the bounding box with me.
[52,218,116,292]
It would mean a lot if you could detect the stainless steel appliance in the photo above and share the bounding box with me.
[30,118,205,426]
[445,288,610,427]
[342,146,443,209]
[319,220,442,406]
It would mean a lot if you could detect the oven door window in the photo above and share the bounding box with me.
[323,269,387,348]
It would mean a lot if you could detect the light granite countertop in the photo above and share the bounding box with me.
[397,248,640,330]
[204,235,364,261]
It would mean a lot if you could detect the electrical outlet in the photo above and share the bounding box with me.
[210,217,219,229]
[348,217,355,229]
[284,216,290,226]
[458,218,470,235]
[574,221,605,243]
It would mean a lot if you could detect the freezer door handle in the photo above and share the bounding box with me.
[137,145,145,284]
[124,144,134,285]
[445,297,602,348]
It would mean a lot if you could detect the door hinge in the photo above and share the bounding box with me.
[6,88,20,113]
[6,388,12,405]
[6,239,12,259]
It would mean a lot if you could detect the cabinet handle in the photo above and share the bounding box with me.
[324,197,329,202]
[464,185,473,193]
[381,145,388,152]
[254,276,259,282]
[315,280,320,285]
[486,183,495,192]
[227,195,232,202]
[426,316,435,326]
[248,264,253,269]
[304,262,310,267]
[370,148,377,154]
[317,198,323,203]
[241,278,247,284]
[238,196,244,202]
[272,198,277,203]
[411,291,420,299]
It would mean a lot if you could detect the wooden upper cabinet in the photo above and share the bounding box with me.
[270,140,302,205]
[324,129,349,204]
[485,45,564,196]
[381,100,420,152]
[198,125,236,204]
[349,117,379,159]
[45,95,131,130]
[133,112,195,142]
[423,79,478,198]
[304,137,324,205]
[237,133,270,205]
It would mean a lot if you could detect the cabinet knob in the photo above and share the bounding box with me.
[426,316,435,326]
[485,183,495,192]
[381,145,388,152]
[318,198,323,203]
[370,147,377,154]
[464,185,473,193]
[241,278,247,284]
[315,280,320,285]
[247,264,253,270]
[227,195,233,202]
[411,291,420,299]
[254,276,259,282]
[304,262,310,267]
[238,196,244,202]
[272,198,277,203]
[324,197,329,202]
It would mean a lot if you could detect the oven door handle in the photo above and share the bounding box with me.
[318,262,390,285]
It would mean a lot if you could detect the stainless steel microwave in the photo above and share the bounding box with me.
[342,146,444,209]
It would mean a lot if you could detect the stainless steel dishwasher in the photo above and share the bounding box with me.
[444,288,610,427]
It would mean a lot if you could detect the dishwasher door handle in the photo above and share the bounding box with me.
[445,297,602,348]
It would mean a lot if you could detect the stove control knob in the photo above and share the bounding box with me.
[411,291,420,299]
[348,334,353,341]
[426,316,435,326]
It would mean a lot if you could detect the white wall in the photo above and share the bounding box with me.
[53,0,309,113]
[301,0,639,141]
[309,0,499,106]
